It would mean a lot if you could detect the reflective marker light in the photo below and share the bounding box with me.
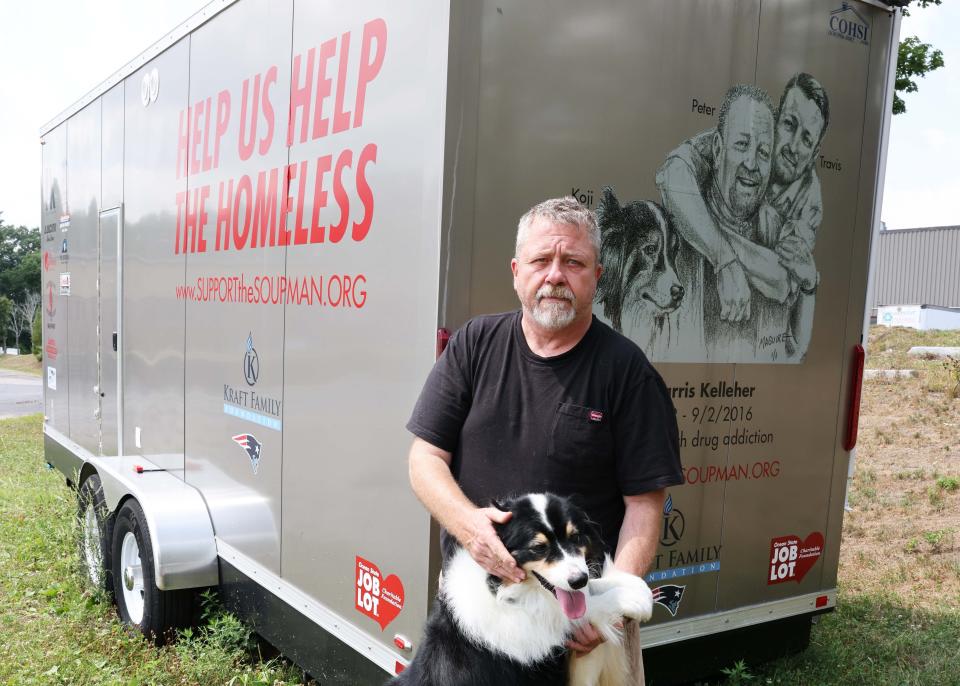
[844,344,865,451]
[436,328,451,359]
[815,595,829,609]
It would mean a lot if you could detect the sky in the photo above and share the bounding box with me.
[0,1,956,231]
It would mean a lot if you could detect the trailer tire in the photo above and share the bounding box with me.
[77,474,113,596]
[111,499,197,643]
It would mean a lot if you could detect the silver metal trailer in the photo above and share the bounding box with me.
[40,1,901,682]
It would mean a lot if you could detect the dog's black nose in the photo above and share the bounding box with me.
[671,284,684,302]
[568,572,588,590]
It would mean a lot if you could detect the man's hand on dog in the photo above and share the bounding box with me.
[461,507,526,583]
[566,622,606,656]
[717,260,751,322]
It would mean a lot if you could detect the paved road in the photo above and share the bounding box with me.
[0,369,43,419]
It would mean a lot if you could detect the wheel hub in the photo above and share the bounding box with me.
[119,531,145,624]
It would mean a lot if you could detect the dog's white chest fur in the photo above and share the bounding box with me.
[442,548,571,664]
[441,548,654,683]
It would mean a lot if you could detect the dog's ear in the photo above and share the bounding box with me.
[583,520,609,574]
[596,187,625,330]
[596,186,621,235]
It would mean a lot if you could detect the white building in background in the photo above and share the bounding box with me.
[870,225,960,330]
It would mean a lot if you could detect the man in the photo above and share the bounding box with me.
[765,74,830,358]
[656,77,826,360]
[406,197,683,681]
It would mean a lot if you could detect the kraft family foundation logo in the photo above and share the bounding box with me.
[828,3,869,45]
[224,331,282,430]
[660,493,685,547]
[243,332,260,386]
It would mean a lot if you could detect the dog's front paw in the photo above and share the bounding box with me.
[615,581,653,623]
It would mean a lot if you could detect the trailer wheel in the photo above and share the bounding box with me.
[77,474,113,595]
[111,499,197,643]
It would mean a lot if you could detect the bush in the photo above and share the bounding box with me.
[32,307,42,361]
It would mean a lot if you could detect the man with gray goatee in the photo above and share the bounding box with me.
[406,196,683,683]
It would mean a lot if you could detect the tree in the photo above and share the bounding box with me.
[0,222,40,273]
[0,296,11,352]
[9,291,40,353]
[0,216,41,350]
[895,0,946,115]
[32,307,42,361]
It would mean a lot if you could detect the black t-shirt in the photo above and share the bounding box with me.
[407,311,683,554]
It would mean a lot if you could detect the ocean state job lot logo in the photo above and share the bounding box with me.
[768,532,824,585]
[355,556,404,631]
[223,332,282,430]
[828,2,869,45]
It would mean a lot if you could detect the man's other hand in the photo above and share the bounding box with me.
[566,621,608,656]
[461,507,525,584]
[717,260,751,322]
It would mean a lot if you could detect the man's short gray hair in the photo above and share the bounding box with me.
[515,196,600,259]
[717,84,775,141]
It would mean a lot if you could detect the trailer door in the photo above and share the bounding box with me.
[99,207,121,455]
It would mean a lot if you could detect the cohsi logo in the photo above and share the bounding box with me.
[828,2,869,46]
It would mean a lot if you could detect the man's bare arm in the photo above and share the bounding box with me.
[568,489,666,655]
[614,490,667,576]
[407,437,524,583]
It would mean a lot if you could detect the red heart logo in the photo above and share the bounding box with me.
[767,532,824,585]
[355,556,405,631]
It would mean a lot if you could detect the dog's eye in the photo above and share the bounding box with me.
[643,244,658,257]
[529,543,548,555]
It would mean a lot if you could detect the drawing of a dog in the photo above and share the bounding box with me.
[595,187,684,345]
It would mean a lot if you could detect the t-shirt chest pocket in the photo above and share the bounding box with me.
[549,402,614,469]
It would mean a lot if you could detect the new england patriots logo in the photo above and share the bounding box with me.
[652,584,685,617]
[232,434,262,474]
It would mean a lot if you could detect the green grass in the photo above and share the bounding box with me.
[868,326,960,369]
[739,591,960,685]
[4,413,960,685]
[0,415,311,686]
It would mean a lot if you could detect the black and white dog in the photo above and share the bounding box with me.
[389,493,654,686]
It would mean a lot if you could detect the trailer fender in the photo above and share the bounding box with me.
[44,425,218,591]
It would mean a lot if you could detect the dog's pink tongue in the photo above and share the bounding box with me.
[554,588,586,619]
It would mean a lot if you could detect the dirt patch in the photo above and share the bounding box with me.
[0,354,41,376]
[840,327,960,610]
